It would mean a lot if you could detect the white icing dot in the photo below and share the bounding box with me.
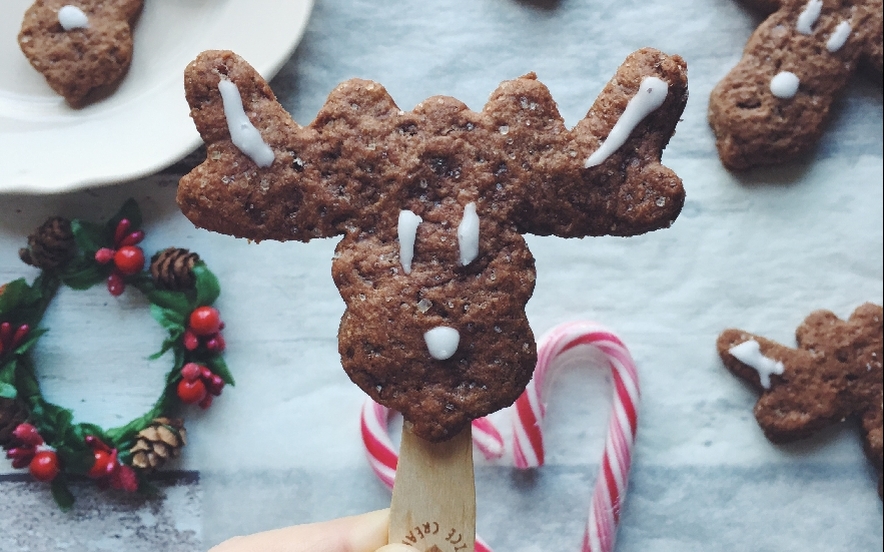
[58,5,89,30]
[728,339,785,389]
[584,76,669,168]
[398,210,422,274]
[424,326,460,360]
[217,79,275,168]
[796,0,823,35]
[457,202,479,266]
[770,71,800,99]
[826,20,852,52]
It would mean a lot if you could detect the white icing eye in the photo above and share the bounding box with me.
[728,339,785,389]
[457,202,479,266]
[770,71,800,99]
[424,326,460,360]
[218,79,275,168]
[826,20,852,52]
[58,5,89,30]
[796,0,823,35]
[398,210,422,274]
[584,76,668,168]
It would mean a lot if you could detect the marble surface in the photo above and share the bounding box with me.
[1,0,882,551]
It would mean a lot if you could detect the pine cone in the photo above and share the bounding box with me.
[19,216,76,271]
[150,248,201,291]
[0,398,28,450]
[129,417,187,470]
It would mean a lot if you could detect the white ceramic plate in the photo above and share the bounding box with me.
[0,0,314,194]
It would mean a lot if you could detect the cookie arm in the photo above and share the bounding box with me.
[718,329,840,442]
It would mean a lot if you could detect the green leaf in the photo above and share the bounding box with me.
[0,359,16,384]
[193,264,220,306]
[71,219,109,254]
[59,260,106,290]
[148,290,191,316]
[51,478,75,511]
[0,382,16,399]
[0,278,29,314]
[206,356,235,386]
[150,304,186,330]
[107,198,142,236]
[13,328,47,356]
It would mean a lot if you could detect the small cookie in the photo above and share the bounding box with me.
[177,48,688,441]
[18,0,143,106]
[709,0,883,170]
[717,303,883,496]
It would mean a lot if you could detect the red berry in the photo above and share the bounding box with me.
[183,329,199,351]
[118,230,145,247]
[177,378,207,404]
[12,423,43,446]
[205,334,226,353]
[180,362,202,382]
[189,306,222,336]
[114,245,144,276]
[198,394,214,409]
[10,324,30,349]
[113,219,132,246]
[107,272,125,296]
[29,450,60,482]
[94,247,115,264]
[207,374,225,396]
[87,449,115,479]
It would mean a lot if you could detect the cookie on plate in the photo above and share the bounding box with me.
[18,0,143,106]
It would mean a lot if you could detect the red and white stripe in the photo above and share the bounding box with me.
[512,320,640,552]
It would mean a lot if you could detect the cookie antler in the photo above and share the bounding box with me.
[709,0,883,170]
[18,0,143,106]
[717,303,883,496]
[178,49,687,441]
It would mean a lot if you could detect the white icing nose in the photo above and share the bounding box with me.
[424,326,460,360]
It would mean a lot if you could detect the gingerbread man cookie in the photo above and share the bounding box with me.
[18,0,143,106]
[177,48,688,441]
[717,303,883,496]
[709,0,883,170]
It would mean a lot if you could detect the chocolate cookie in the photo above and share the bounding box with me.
[177,48,688,441]
[718,303,883,496]
[18,0,143,106]
[709,0,883,170]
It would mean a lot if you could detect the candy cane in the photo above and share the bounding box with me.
[360,320,639,552]
[360,400,500,552]
[512,320,640,552]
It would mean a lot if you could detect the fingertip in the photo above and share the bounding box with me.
[374,545,413,552]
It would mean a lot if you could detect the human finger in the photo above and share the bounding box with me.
[209,508,389,552]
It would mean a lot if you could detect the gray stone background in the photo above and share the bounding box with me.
[1,0,882,551]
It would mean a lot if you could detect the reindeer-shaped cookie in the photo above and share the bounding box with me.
[709,0,883,170]
[717,303,883,496]
[18,0,143,106]
[177,49,688,441]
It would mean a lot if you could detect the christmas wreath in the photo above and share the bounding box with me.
[0,199,233,509]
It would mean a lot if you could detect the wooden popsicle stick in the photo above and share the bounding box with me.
[388,423,476,552]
